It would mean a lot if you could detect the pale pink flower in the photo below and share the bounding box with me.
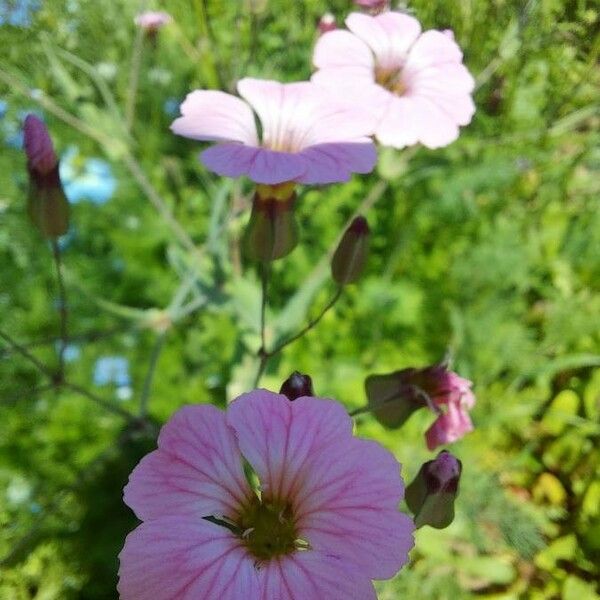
[313,11,475,149]
[119,390,414,599]
[134,11,172,32]
[170,78,377,185]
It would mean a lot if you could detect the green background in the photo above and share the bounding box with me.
[1,0,599,598]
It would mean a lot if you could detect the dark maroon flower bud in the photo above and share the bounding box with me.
[331,216,370,285]
[405,450,462,529]
[23,115,69,239]
[243,188,298,262]
[280,371,314,401]
[24,115,57,175]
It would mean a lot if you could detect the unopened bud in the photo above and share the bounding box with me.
[317,13,336,35]
[331,216,369,285]
[365,368,424,429]
[23,115,69,239]
[405,451,462,529]
[280,371,314,401]
[353,0,390,15]
[243,192,298,262]
[24,115,57,175]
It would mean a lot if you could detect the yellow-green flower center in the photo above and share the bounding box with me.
[375,66,407,95]
[237,497,300,560]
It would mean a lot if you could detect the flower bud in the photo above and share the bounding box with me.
[23,115,69,239]
[331,216,369,285]
[405,450,462,529]
[243,192,298,262]
[280,371,314,401]
[317,13,336,35]
[365,368,424,429]
[353,0,390,15]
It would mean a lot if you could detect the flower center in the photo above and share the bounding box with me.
[237,497,300,560]
[375,66,407,96]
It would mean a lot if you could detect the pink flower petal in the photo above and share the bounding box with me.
[346,11,421,71]
[200,143,261,179]
[170,90,258,145]
[404,29,465,71]
[425,403,474,450]
[297,438,415,579]
[118,517,262,600]
[298,142,376,184]
[247,148,308,184]
[257,551,377,600]
[313,29,374,71]
[123,405,252,520]
[375,94,461,149]
[227,391,354,502]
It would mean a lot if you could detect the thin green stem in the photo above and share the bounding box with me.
[139,333,167,418]
[267,286,343,358]
[51,240,68,379]
[125,26,145,131]
[0,328,138,422]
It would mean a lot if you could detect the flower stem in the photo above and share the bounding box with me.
[139,332,167,418]
[51,240,68,380]
[0,328,139,422]
[125,25,145,131]
[268,286,343,357]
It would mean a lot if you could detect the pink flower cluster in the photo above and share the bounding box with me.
[119,390,414,599]
[171,10,475,184]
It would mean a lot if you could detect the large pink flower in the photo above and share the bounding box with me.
[119,390,414,599]
[170,78,377,185]
[313,12,475,149]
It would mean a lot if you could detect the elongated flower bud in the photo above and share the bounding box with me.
[243,191,298,262]
[331,216,369,285]
[405,451,462,529]
[280,372,314,401]
[23,115,69,239]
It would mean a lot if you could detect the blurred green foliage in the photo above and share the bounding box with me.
[1,0,599,598]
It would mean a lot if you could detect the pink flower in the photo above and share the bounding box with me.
[119,390,414,599]
[412,365,475,451]
[425,401,473,450]
[313,11,475,149]
[134,11,172,31]
[170,78,377,185]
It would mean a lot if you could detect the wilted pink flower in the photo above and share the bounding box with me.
[134,11,172,32]
[412,365,475,450]
[23,114,57,175]
[119,390,414,599]
[317,13,337,35]
[170,78,377,185]
[426,400,474,450]
[313,11,475,149]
